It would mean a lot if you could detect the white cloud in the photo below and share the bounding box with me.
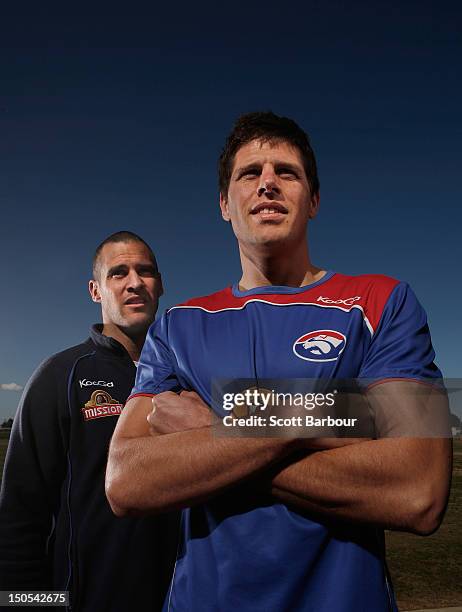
[1,383,23,391]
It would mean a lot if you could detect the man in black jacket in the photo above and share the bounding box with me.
[0,231,178,611]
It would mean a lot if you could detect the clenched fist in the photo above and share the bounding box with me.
[147,390,212,435]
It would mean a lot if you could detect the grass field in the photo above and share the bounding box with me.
[387,438,462,610]
[0,432,460,609]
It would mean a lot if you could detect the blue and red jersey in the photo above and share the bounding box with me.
[131,272,441,612]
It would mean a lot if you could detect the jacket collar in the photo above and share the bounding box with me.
[90,324,134,359]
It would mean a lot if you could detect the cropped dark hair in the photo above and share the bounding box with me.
[92,231,158,279]
[218,111,320,197]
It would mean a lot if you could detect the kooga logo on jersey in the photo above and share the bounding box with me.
[293,330,347,362]
[79,379,114,388]
[317,295,361,306]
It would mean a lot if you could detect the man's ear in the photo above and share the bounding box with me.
[157,272,164,298]
[308,191,320,219]
[89,279,102,303]
[219,192,231,222]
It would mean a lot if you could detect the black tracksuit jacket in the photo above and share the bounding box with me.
[0,326,178,611]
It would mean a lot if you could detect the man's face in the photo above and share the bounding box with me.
[89,241,162,336]
[220,139,319,251]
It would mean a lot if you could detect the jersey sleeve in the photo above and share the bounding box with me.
[358,282,442,385]
[129,312,182,399]
[0,358,68,589]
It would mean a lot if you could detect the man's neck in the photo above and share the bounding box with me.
[101,323,145,361]
[238,241,325,290]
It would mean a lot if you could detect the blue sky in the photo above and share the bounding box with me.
[1,3,461,420]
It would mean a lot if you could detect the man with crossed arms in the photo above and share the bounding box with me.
[106,113,451,612]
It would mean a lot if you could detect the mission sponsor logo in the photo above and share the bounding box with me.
[293,330,347,362]
[82,389,123,421]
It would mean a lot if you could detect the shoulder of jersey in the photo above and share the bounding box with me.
[39,339,93,367]
[27,339,95,384]
[324,273,400,299]
[310,273,403,332]
[168,274,402,333]
[168,287,235,313]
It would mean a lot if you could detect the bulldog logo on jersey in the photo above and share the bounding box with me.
[293,330,346,362]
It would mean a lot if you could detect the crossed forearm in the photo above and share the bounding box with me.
[106,427,298,515]
[270,437,452,534]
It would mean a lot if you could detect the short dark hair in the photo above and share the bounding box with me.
[218,111,320,198]
[92,231,158,279]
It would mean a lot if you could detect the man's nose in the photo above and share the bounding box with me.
[257,166,279,197]
[126,270,144,290]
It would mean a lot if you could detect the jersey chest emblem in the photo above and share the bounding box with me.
[81,389,124,421]
[293,330,347,362]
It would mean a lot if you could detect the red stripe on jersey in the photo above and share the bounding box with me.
[127,392,156,402]
[173,273,400,334]
[323,274,399,332]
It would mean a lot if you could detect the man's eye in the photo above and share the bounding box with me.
[278,168,297,178]
[240,169,259,179]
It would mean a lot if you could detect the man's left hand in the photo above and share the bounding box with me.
[147,390,212,435]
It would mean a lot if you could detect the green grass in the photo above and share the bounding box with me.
[386,438,462,610]
[0,433,460,609]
